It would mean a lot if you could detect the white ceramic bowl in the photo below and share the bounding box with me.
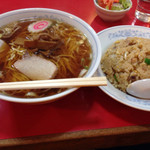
[0,8,101,104]
[96,25,150,111]
[93,0,132,22]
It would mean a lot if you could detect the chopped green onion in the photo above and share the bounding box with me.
[81,58,85,65]
[84,66,89,70]
[144,58,150,65]
[81,58,89,70]
[114,74,118,82]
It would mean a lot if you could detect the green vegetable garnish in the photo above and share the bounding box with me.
[81,58,89,70]
[144,58,150,65]
[84,66,89,70]
[119,0,131,9]
[111,3,124,10]
[81,58,85,66]
[114,74,119,82]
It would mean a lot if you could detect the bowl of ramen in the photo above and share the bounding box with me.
[0,8,101,103]
[96,25,150,111]
[93,0,132,21]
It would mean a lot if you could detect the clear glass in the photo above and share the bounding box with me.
[135,0,150,23]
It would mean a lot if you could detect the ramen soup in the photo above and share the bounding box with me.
[0,18,92,98]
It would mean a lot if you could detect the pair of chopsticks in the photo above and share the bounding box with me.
[0,77,107,90]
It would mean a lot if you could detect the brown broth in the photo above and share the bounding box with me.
[0,18,92,98]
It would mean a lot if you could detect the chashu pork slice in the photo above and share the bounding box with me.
[14,55,58,80]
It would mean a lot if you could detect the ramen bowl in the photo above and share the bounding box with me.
[93,0,132,22]
[0,8,101,104]
[97,25,150,111]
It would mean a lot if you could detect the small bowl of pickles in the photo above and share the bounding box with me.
[93,0,132,22]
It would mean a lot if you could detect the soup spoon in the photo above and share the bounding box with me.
[126,79,150,99]
[0,77,107,91]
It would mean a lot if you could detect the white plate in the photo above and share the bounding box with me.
[97,25,150,111]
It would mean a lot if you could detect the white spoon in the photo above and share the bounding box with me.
[126,79,150,99]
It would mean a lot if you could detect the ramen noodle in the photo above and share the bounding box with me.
[0,18,92,98]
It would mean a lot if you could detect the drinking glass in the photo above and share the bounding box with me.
[135,0,150,23]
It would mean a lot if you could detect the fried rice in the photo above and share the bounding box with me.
[101,37,150,92]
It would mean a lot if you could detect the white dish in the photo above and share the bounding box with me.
[97,25,150,111]
[0,8,101,104]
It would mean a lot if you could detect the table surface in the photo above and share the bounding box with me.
[0,0,150,149]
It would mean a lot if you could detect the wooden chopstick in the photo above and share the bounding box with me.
[0,77,107,90]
